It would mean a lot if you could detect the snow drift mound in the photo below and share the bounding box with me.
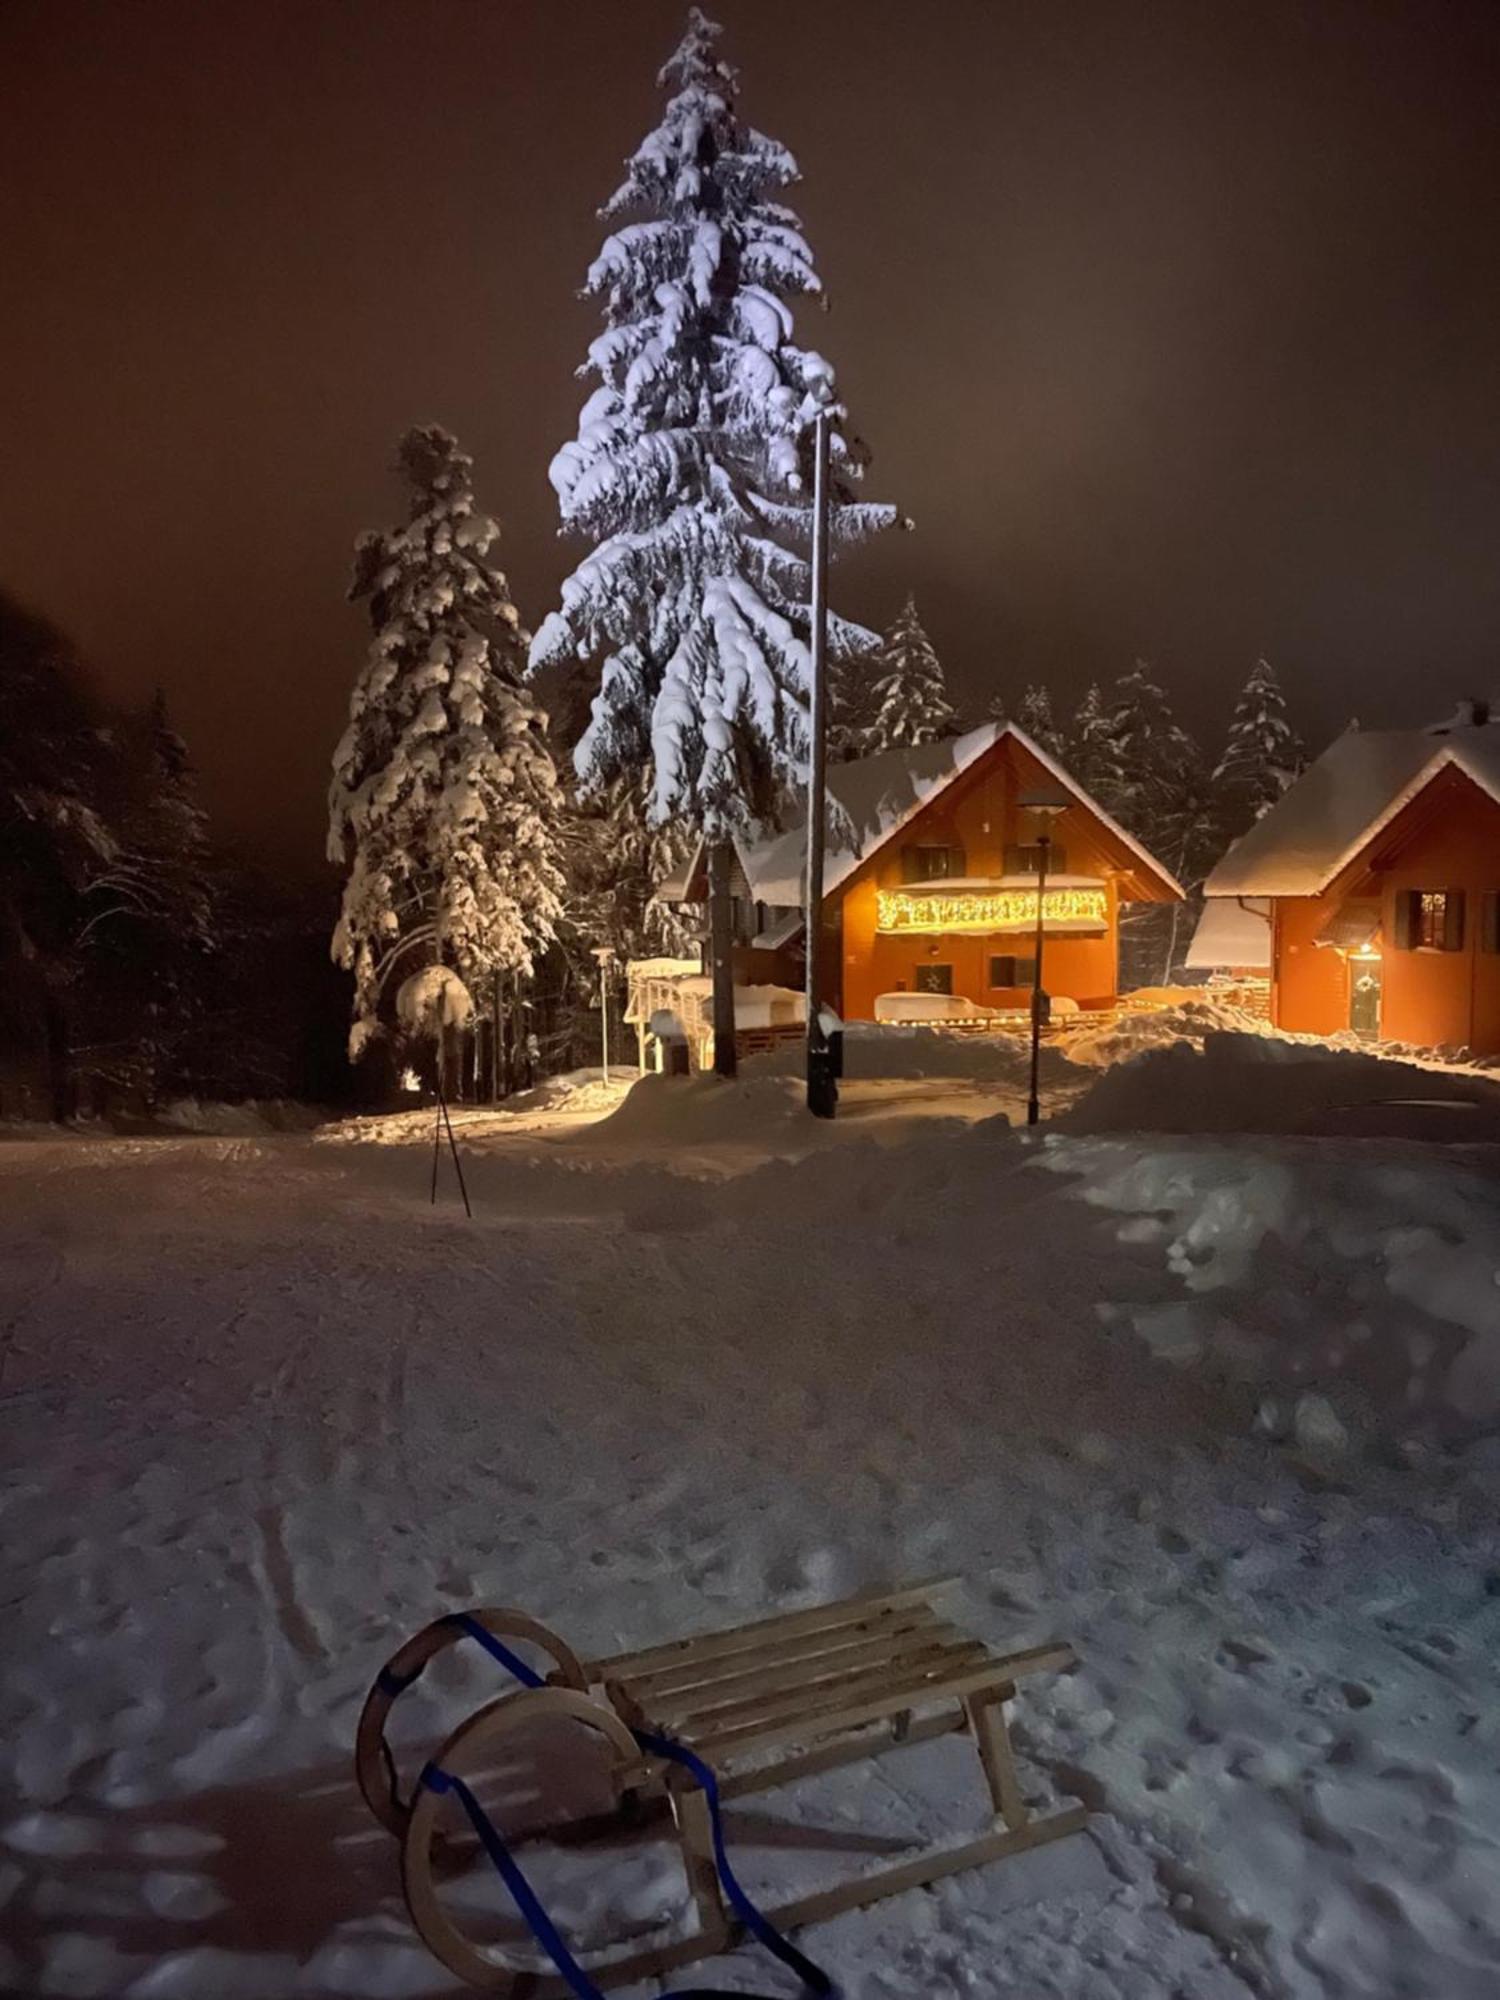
[1063,1031,1500,1139]
[585,1072,817,1148]
[1061,997,1272,1068]
[1039,1131,1500,1441]
[745,1021,1078,1086]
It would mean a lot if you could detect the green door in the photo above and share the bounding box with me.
[1349,958,1382,1038]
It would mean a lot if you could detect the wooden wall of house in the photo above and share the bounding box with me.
[836,739,1125,1021]
[1274,769,1500,1053]
[1375,776,1500,1051]
[1272,890,1350,1036]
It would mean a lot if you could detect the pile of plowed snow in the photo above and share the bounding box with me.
[1061,997,1272,1067]
[745,1020,1079,1084]
[1062,1030,1500,1139]
[584,1072,830,1149]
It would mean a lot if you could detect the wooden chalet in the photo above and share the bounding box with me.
[1198,711,1500,1052]
[656,722,1182,1027]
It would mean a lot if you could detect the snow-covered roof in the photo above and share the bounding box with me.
[1204,726,1500,898]
[672,722,1181,909]
[1185,896,1272,969]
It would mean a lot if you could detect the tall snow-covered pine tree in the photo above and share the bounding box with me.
[529,8,895,1073]
[329,426,564,1068]
[863,595,956,751]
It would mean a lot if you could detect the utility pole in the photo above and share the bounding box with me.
[592,946,612,1084]
[804,408,836,1118]
[1022,792,1069,1127]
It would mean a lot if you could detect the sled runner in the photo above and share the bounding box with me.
[356,1577,1087,1995]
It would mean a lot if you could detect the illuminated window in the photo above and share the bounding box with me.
[914,963,953,994]
[1395,888,1465,952]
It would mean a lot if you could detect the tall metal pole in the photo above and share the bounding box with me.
[593,948,612,1085]
[1026,832,1050,1127]
[804,409,834,1116]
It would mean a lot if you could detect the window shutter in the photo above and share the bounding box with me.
[1003,843,1022,873]
[1392,890,1417,950]
[950,844,966,878]
[1483,891,1500,955]
[1444,889,1466,952]
[901,845,921,883]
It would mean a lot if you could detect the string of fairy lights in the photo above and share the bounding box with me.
[875,884,1109,936]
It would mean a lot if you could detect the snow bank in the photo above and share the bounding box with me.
[1038,1131,1500,1436]
[156,1098,324,1136]
[1063,1030,1500,1138]
[1060,997,1273,1068]
[584,1072,815,1148]
[746,1021,1079,1085]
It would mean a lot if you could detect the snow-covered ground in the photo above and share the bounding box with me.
[4,1038,1500,1999]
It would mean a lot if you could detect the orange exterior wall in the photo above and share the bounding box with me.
[1273,773,1500,1053]
[837,740,1131,1021]
[1272,890,1351,1037]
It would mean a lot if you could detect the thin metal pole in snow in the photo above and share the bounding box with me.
[1027,833,1051,1127]
[438,1086,473,1218]
[804,408,834,1117]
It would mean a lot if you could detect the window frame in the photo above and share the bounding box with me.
[988,953,1037,989]
[914,962,954,995]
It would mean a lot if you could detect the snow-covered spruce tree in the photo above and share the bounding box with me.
[329,426,565,1085]
[1012,683,1065,759]
[1095,663,1213,987]
[1212,657,1303,843]
[529,8,895,1075]
[1068,682,1115,794]
[862,595,957,752]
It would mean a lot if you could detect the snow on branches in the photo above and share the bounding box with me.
[530,7,896,837]
[1213,657,1303,833]
[862,594,957,751]
[328,426,564,1059]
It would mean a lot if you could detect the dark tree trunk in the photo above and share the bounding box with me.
[44,992,70,1124]
[491,970,504,1104]
[707,838,737,1079]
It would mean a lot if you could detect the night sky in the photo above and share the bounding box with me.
[5,0,1500,872]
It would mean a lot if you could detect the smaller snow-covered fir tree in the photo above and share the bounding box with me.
[1069,683,1114,794]
[1093,664,1214,986]
[1212,657,1303,839]
[1012,683,1065,759]
[329,426,565,1062]
[862,595,957,752]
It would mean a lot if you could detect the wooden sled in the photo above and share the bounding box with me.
[356,1577,1087,1994]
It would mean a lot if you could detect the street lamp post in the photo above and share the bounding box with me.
[1019,791,1069,1127]
[804,406,837,1119]
[592,946,613,1084]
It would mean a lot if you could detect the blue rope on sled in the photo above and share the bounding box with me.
[418,1612,835,2000]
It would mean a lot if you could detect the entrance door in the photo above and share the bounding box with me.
[1349,956,1382,1038]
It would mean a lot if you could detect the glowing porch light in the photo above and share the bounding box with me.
[876,884,1108,935]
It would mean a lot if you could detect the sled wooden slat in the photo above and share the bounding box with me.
[621,1603,946,1700]
[628,1620,978,1724]
[589,1575,958,1681]
[693,1656,1034,1764]
[639,1636,993,1740]
[368,1580,1086,1997]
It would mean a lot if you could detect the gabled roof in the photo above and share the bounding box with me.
[1184,895,1272,969]
[661,721,1183,909]
[1204,726,1500,898]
